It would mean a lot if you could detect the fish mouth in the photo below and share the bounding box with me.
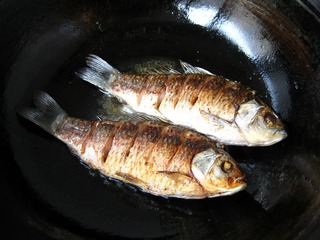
[275,129,288,139]
[208,182,247,198]
[229,176,247,189]
[268,129,288,144]
[235,176,247,184]
[247,129,288,146]
[230,179,247,193]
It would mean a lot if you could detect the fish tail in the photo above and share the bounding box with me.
[17,91,67,135]
[76,54,120,92]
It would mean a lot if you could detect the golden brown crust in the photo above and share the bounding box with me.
[110,74,147,95]
[55,118,220,197]
[143,75,167,95]
[161,75,186,109]
[195,76,254,121]
[56,117,94,150]
[110,73,256,123]
[181,74,207,106]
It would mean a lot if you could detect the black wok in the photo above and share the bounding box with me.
[1,0,320,239]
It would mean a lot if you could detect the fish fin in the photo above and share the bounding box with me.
[16,91,67,135]
[143,60,214,75]
[200,110,232,128]
[115,171,146,186]
[192,149,222,176]
[144,67,181,74]
[157,171,194,181]
[179,60,214,75]
[120,104,170,123]
[76,54,120,91]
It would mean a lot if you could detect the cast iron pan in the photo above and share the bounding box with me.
[1,0,320,239]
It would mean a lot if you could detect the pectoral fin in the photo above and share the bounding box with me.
[120,104,170,124]
[200,110,231,128]
[157,171,194,182]
[156,171,205,198]
[115,172,146,186]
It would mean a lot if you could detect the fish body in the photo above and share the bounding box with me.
[78,55,287,146]
[18,91,246,199]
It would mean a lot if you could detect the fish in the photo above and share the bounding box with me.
[77,55,287,146]
[17,91,247,199]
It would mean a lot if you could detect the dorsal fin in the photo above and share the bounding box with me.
[135,60,214,75]
[142,67,181,75]
[179,61,214,75]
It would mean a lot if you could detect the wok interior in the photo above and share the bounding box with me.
[1,0,320,239]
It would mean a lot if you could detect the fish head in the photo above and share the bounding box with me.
[191,148,247,197]
[235,99,287,146]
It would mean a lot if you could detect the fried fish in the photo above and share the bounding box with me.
[17,91,247,199]
[78,55,287,146]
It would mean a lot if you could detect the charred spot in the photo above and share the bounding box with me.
[119,122,139,135]
[139,125,162,142]
[205,77,225,90]
[145,76,166,94]
[169,74,186,84]
[88,122,115,141]
[187,74,205,86]
[221,84,243,99]
[161,135,181,146]
[110,76,131,91]
[164,127,175,134]
[162,126,184,137]
[185,139,212,151]
[126,76,146,93]
[96,121,116,131]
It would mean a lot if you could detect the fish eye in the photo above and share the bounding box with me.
[221,161,235,173]
[264,113,277,126]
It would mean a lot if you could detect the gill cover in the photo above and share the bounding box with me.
[192,148,221,178]
[191,148,247,197]
[235,99,263,126]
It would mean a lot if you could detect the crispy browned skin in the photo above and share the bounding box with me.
[55,117,220,198]
[110,74,255,122]
[18,91,247,198]
[78,55,286,146]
